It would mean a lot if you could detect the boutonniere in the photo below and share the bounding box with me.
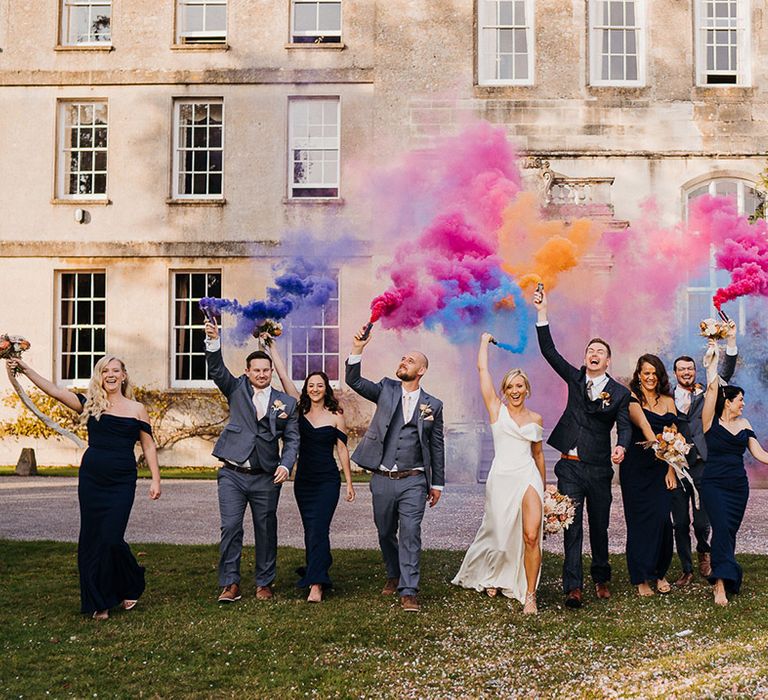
[271,399,286,414]
[419,403,434,421]
[597,391,611,408]
[693,383,704,394]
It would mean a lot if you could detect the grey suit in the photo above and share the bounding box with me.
[346,359,445,596]
[671,350,737,574]
[207,348,300,587]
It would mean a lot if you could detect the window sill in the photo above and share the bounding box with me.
[55,45,114,52]
[284,42,345,50]
[171,43,229,51]
[282,197,345,205]
[166,198,227,206]
[51,198,111,205]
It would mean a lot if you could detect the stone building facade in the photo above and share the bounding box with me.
[1,0,765,479]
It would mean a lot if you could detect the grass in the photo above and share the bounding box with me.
[1,543,767,698]
[0,466,373,482]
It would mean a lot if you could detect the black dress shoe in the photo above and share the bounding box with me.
[565,588,583,608]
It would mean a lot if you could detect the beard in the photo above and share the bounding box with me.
[396,366,417,382]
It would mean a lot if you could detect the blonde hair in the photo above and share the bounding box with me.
[80,356,134,424]
[499,368,532,401]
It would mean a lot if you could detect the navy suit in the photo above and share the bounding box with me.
[537,323,631,594]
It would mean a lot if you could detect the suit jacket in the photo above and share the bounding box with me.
[677,348,737,464]
[345,359,445,489]
[207,348,300,474]
[537,324,631,465]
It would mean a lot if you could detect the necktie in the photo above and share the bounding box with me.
[586,379,594,401]
[254,391,266,420]
[403,394,411,423]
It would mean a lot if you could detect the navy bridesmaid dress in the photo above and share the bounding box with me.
[77,395,151,613]
[620,401,675,585]
[294,415,347,589]
[701,421,753,594]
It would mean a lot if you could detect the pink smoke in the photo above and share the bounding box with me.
[691,195,768,309]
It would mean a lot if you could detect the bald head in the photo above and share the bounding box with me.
[395,350,428,383]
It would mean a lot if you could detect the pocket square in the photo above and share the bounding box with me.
[278,412,289,419]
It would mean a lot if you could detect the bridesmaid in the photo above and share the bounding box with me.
[271,344,355,603]
[452,332,545,614]
[7,356,161,620]
[621,354,678,596]
[701,341,768,606]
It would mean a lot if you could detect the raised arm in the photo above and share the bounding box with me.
[701,341,720,433]
[269,341,300,401]
[720,320,738,383]
[204,320,238,397]
[477,332,501,420]
[532,291,580,383]
[344,325,383,402]
[6,358,83,413]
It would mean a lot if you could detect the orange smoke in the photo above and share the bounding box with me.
[497,193,600,292]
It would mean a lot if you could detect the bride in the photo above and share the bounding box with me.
[452,332,546,614]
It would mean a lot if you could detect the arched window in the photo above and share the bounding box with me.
[683,177,763,334]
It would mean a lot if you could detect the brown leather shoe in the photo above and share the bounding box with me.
[256,585,274,600]
[401,595,421,612]
[217,583,241,603]
[564,588,583,608]
[675,572,694,587]
[381,577,399,595]
[595,583,611,600]
[698,552,712,578]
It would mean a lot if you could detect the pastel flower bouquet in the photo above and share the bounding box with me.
[543,484,576,535]
[0,333,31,375]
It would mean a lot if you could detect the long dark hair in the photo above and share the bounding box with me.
[298,371,343,415]
[629,354,672,406]
[715,385,744,419]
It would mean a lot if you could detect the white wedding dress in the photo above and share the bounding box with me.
[452,408,544,603]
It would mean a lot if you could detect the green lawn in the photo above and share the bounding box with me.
[0,466,373,482]
[1,542,767,699]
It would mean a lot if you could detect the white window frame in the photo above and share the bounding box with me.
[477,0,535,86]
[60,0,112,46]
[176,0,227,44]
[694,0,751,87]
[171,98,225,200]
[288,97,340,200]
[288,272,340,386]
[171,270,221,388]
[57,271,107,386]
[589,0,645,86]
[291,0,342,43]
[683,177,761,333]
[56,100,109,201]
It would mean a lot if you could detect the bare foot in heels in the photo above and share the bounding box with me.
[637,582,655,597]
[485,588,498,598]
[92,610,109,621]
[523,592,537,615]
[713,579,728,607]
[656,578,671,594]
[307,584,323,603]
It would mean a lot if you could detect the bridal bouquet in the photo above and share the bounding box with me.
[645,424,699,507]
[543,485,576,535]
[0,333,31,375]
[252,319,283,347]
[699,318,729,340]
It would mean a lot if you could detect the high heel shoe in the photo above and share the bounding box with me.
[656,578,671,594]
[523,592,537,615]
[92,610,109,621]
[122,600,138,611]
[307,585,323,603]
[637,582,655,597]
[485,588,498,598]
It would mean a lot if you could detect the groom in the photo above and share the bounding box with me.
[345,325,445,612]
[533,289,631,608]
[205,320,300,604]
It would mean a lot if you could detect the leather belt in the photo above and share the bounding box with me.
[222,462,260,475]
[560,454,581,462]
[375,469,423,480]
